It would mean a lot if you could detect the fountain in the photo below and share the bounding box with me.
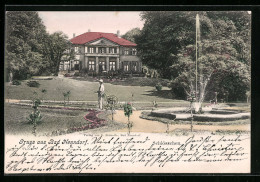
[150,14,250,123]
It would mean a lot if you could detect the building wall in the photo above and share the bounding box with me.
[67,43,141,73]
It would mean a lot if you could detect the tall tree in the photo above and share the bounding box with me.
[137,11,251,101]
[5,11,48,80]
[42,31,70,76]
[121,28,141,43]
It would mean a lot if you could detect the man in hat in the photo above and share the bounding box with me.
[98,79,105,109]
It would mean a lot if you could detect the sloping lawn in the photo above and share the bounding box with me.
[5,76,187,103]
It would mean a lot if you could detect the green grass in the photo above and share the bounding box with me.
[5,76,187,103]
[5,104,91,136]
[4,104,126,136]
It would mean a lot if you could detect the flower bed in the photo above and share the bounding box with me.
[71,109,106,132]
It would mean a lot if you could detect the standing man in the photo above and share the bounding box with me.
[98,79,105,110]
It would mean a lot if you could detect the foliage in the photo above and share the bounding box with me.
[5,12,72,79]
[124,102,133,135]
[155,83,162,91]
[137,11,251,101]
[121,28,141,43]
[123,102,133,119]
[5,11,48,80]
[63,91,71,106]
[105,95,118,121]
[27,98,42,136]
[27,80,40,87]
[42,32,72,76]
[12,80,21,85]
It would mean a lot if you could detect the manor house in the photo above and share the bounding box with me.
[60,31,142,74]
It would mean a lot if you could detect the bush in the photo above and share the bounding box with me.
[12,80,21,85]
[155,83,162,91]
[64,73,72,77]
[27,81,40,88]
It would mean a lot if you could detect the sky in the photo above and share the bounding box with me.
[38,11,144,39]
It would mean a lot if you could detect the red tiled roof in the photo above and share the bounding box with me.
[70,32,136,46]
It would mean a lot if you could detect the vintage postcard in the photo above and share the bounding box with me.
[4,11,251,174]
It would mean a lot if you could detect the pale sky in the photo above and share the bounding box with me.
[38,11,144,39]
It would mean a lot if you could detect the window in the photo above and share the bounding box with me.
[109,47,118,54]
[132,48,137,55]
[75,46,79,53]
[98,47,106,54]
[99,61,106,71]
[109,47,114,54]
[124,48,129,55]
[132,62,137,71]
[124,63,129,71]
[89,47,95,53]
[88,61,95,71]
[109,61,116,71]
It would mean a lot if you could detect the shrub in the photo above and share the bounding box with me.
[64,73,72,77]
[27,81,40,88]
[155,83,162,91]
[12,80,21,85]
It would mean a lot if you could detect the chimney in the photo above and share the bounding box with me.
[73,33,76,38]
[88,29,91,32]
[117,30,120,37]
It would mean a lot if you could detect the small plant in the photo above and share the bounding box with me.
[27,97,42,136]
[12,80,21,85]
[105,95,118,122]
[152,100,158,109]
[63,91,71,106]
[123,102,133,135]
[155,83,162,91]
[27,80,40,88]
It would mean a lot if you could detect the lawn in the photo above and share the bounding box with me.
[4,104,125,136]
[5,76,188,103]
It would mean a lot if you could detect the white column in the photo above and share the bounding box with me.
[106,57,109,72]
[96,57,99,73]
[85,46,88,53]
[117,47,119,54]
[116,57,120,70]
[106,47,109,54]
[96,47,98,53]
[85,57,88,70]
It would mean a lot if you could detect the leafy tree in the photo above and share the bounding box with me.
[121,28,141,43]
[137,11,251,101]
[5,12,72,79]
[5,11,48,80]
[42,32,70,76]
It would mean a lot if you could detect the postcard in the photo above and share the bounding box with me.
[4,11,251,174]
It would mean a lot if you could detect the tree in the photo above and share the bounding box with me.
[42,32,70,76]
[121,28,141,43]
[137,11,251,102]
[170,12,250,104]
[5,11,48,80]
